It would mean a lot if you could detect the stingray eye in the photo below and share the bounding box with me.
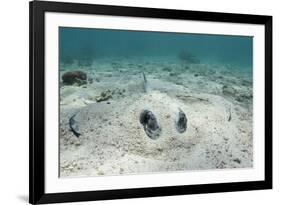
[139,110,162,140]
[139,110,150,125]
[176,109,187,133]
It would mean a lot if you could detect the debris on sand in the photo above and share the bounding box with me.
[95,90,113,102]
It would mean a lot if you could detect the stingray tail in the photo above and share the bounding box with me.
[142,72,149,93]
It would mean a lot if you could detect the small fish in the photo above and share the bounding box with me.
[69,114,81,137]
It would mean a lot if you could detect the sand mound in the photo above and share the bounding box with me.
[60,88,252,177]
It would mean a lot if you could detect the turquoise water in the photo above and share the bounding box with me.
[59,27,253,70]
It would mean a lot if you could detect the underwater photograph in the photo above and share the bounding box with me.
[59,27,253,178]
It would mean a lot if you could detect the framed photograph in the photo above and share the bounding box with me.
[29,0,272,204]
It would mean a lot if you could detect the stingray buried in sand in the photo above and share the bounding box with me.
[60,71,252,177]
[59,27,253,177]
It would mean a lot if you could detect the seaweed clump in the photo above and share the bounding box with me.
[178,49,200,64]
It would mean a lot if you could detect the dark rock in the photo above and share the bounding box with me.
[169,72,178,77]
[163,67,172,72]
[178,50,200,64]
[62,71,87,86]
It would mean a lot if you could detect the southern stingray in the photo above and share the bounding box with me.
[60,72,253,177]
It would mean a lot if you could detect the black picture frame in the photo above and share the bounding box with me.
[29,0,272,204]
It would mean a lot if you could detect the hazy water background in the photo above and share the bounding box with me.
[59,27,253,71]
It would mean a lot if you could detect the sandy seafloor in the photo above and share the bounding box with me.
[59,57,253,178]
